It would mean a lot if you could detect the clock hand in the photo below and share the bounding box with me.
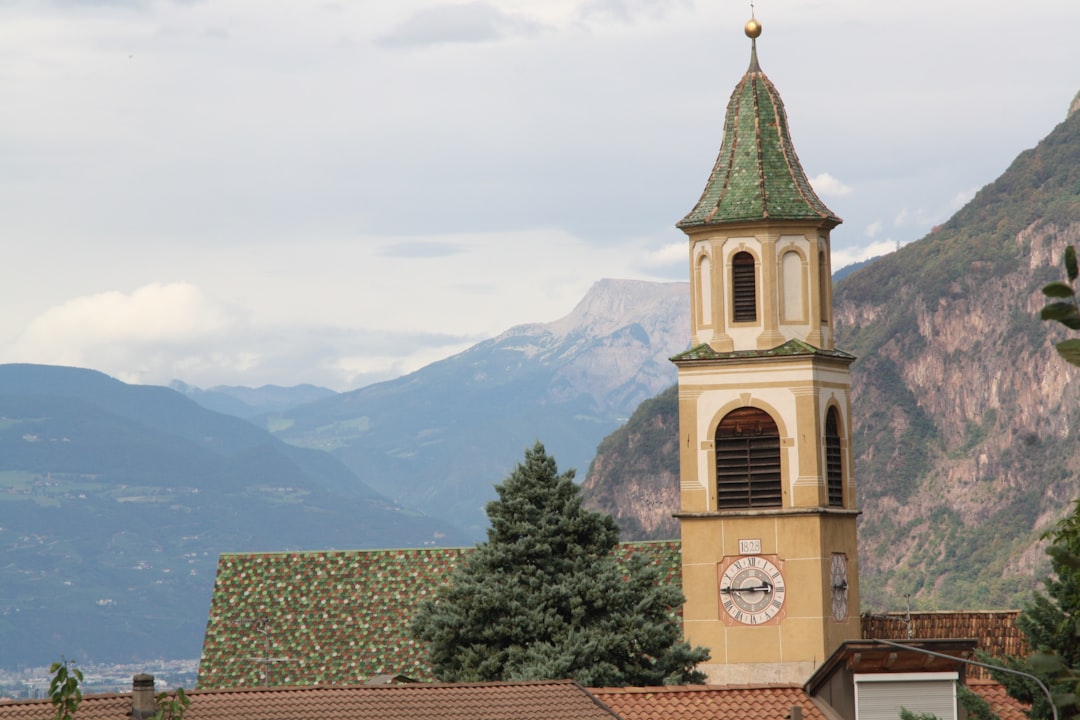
[721,581,773,594]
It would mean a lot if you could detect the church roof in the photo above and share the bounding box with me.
[677,38,841,230]
[197,541,682,689]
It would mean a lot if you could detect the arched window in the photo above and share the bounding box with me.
[698,253,713,326]
[781,250,804,322]
[715,407,781,508]
[731,251,756,323]
[825,407,843,507]
[819,249,829,323]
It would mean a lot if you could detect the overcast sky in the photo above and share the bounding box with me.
[2,0,1078,391]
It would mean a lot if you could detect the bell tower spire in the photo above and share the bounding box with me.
[674,17,861,685]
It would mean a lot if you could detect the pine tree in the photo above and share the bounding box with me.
[991,499,1080,720]
[412,441,709,686]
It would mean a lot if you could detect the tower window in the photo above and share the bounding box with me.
[825,407,843,507]
[715,407,781,508]
[731,252,757,323]
[819,249,829,323]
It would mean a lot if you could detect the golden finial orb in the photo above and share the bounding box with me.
[745,18,762,39]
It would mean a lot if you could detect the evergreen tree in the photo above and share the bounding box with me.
[412,441,709,686]
[991,499,1080,720]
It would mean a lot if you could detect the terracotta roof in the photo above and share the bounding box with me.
[0,681,623,720]
[862,611,1027,680]
[678,39,840,230]
[966,680,1031,720]
[591,684,830,720]
[0,694,131,720]
[198,541,682,688]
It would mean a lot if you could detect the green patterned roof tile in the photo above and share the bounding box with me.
[678,42,841,229]
[197,541,683,689]
[670,338,855,363]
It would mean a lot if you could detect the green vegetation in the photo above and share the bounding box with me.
[412,442,709,686]
[153,687,190,720]
[1040,245,1080,366]
[48,659,82,720]
[989,499,1080,720]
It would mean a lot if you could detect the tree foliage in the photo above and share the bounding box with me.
[412,441,709,686]
[990,499,1080,720]
[48,659,82,720]
[153,688,191,720]
[1040,245,1080,366]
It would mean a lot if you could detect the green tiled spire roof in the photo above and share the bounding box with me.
[678,39,841,229]
[197,541,683,689]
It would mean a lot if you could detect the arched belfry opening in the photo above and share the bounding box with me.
[731,251,757,323]
[714,407,781,509]
[825,407,843,507]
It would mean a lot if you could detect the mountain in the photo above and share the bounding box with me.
[170,381,337,419]
[263,279,689,538]
[582,99,1080,612]
[0,364,465,668]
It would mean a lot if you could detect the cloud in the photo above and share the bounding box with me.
[378,240,470,258]
[641,242,685,268]
[4,283,238,381]
[576,0,690,25]
[948,188,977,212]
[377,2,543,48]
[809,173,853,198]
[11,283,234,349]
[0,281,492,391]
[865,220,883,239]
[831,240,910,271]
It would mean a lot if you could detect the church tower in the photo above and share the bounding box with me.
[674,18,861,685]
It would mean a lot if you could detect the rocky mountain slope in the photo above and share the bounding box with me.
[264,279,689,538]
[583,99,1080,612]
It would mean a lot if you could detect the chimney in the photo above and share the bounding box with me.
[131,674,156,720]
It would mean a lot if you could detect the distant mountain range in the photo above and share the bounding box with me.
[0,364,464,667]
[170,381,337,419]
[257,278,690,537]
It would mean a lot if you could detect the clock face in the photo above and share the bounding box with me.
[719,555,786,625]
[831,553,849,621]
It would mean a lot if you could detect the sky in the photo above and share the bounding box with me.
[1,0,1078,392]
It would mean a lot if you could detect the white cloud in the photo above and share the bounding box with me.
[11,283,234,349]
[641,242,685,268]
[809,173,853,198]
[948,188,977,212]
[831,240,909,271]
[865,221,883,239]
[377,2,543,47]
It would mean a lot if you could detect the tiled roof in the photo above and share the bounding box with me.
[678,42,840,230]
[591,684,830,720]
[198,541,682,688]
[966,680,1031,720]
[0,681,623,720]
[863,611,1027,680]
[0,695,131,720]
[670,339,856,363]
